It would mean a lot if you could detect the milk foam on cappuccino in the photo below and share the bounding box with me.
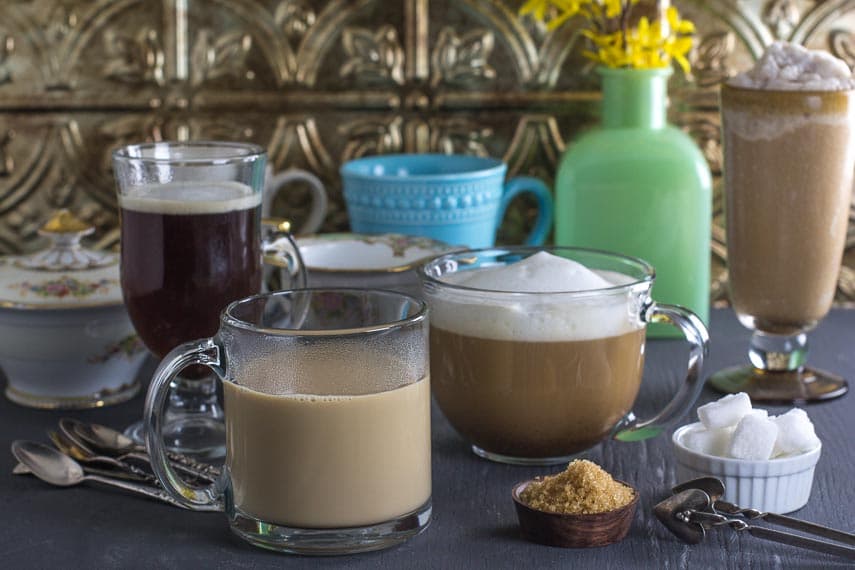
[451,251,613,292]
[431,252,639,342]
[729,41,855,91]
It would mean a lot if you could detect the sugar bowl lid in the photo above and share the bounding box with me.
[0,210,122,309]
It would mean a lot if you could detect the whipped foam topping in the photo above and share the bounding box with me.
[429,252,641,342]
[729,41,855,91]
[449,251,613,293]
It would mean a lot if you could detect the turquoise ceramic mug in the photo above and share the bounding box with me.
[341,154,553,247]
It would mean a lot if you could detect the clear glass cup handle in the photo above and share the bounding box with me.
[143,338,226,509]
[613,300,710,442]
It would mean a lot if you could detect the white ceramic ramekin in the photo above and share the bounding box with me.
[672,422,821,514]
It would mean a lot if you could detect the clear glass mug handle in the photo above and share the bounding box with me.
[613,300,710,442]
[261,218,308,292]
[144,338,226,509]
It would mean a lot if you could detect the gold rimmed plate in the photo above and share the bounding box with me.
[297,233,462,274]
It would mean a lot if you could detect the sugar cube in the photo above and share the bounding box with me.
[697,392,752,429]
[772,408,820,456]
[747,409,768,420]
[728,414,778,460]
[681,425,734,457]
[682,393,822,461]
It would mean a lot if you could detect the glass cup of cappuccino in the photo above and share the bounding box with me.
[113,141,306,458]
[420,246,709,465]
[143,289,431,554]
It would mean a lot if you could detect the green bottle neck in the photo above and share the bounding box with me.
[599,67,672,129]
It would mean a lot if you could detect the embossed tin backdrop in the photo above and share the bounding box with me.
[0,1,854,305]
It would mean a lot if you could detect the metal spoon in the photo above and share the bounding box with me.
[64,418,221,481]
[18,432,152,482]
[15,458,149,481]
[48,430,154,483]
[68,419,137,454]
[11,440,221,512]
[61,418,218,483]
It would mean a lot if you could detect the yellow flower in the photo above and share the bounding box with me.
[519,0,552,21]
[603,0,639,19]
[663,36,693,73]
[519,0,695,72]
[520,0,586,28]
[666,6,695,35]
[582,29,629,68]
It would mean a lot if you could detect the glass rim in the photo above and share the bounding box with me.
[419,245,655,299]
[112,140,266,166]
[221,287,428,336]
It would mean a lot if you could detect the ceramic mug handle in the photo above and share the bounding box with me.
[613,300,710,442]
[263,168,328,235]
[497,177,554,245]
[144,338,226,509]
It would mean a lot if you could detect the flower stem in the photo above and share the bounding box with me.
[621,1,632,59]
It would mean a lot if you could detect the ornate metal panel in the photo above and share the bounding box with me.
[1,1,854,305]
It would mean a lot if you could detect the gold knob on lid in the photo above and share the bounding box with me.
[17,210,113,271]
[40,209,94,235]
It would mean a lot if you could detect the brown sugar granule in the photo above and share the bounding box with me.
[520,459,634,515]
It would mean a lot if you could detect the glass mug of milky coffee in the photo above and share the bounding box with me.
[420,247,709,465]
[709,42,855,402]
[142,289,431,554]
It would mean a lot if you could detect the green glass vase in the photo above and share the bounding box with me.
[555,67,712,338]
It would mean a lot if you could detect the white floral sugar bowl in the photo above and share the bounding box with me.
[0,210,147,409]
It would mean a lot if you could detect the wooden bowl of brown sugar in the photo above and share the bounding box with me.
[512,460,639,548]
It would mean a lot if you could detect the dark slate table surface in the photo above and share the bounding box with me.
[2,308,854,569]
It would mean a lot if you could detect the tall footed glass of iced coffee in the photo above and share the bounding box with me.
[710,42,855,402]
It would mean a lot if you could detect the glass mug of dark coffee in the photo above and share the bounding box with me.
[113,141,306,458]
[420,246,710,465]
[143,289,431,554]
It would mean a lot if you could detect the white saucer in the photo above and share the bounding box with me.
[297,233,459,273]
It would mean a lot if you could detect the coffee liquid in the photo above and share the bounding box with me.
[224,375,431,528]
[430,327,645,457]
[120,182,262,357]
[722,87,854,334]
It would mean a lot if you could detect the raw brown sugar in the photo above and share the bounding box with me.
[520,459,634,515]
